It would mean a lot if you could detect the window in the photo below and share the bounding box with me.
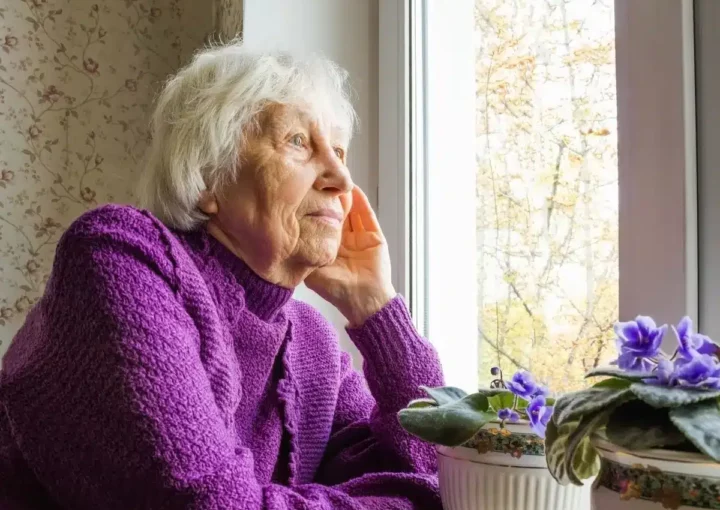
[472,0,618,391]
[378,0,697,393]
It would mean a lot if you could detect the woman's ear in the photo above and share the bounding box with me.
[197,190,219,215]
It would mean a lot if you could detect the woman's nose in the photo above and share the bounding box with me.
[315,149,353,194]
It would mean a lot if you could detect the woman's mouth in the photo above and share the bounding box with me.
[307,208,343,227]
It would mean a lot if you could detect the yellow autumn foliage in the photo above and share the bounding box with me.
[475,0,618,392]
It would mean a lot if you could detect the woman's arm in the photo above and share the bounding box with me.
[0,208,439,510]
[303,187,445,494]
[316,297,444,486]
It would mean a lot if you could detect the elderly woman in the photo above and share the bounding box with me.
[0,43,444,509]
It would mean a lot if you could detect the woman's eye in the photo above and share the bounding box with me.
[290,134,305,147]
[334,147,344,159]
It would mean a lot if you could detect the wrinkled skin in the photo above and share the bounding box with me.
[199,103,395,326]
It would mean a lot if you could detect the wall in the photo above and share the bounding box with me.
[243,0,380,363]
[0,0,212,355]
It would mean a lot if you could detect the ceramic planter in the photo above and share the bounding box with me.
[592,436,720,509]
[436,422,591,510]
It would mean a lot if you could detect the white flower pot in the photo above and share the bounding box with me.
[591,436,720,510]
[437,422,591,510]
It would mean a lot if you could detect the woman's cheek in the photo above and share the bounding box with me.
[279,165,315,207]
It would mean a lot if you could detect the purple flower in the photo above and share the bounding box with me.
[532,385,550,398]
[613,349,655,372]
[527,395,553,438]
[672,354,720,389]
[497,408,520,423]
[644,358,674,386]
[506,371,540,400]
[612,316,667,370]
[674,316,719,364]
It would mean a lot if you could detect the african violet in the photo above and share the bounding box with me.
[397,368,554,447]
[546,316,720,486]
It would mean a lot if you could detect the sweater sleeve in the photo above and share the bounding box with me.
[0,209,440,510]
[315,297,445,486]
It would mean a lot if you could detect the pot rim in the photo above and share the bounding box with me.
[592,433,720,479]
[591,433,713,464]
[483,420,533,432]
[436,444,549,468]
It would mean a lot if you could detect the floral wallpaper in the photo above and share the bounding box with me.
[0,0,214,355]
[214,0,243,42]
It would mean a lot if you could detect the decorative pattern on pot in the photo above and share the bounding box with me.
[598,458,720,509]
[464,426,545,458]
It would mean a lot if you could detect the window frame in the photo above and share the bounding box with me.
[615,0,698,340]
[378,0,411,309]
[377,0,699,390]
[695,0,720,338]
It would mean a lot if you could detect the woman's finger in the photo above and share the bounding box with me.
[350,212,365,232]
[350,186,381,232]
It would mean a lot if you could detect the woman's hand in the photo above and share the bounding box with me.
[305,187,396,327]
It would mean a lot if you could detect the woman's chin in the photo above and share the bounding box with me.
[317,249,340,268]
[293,234,339,266]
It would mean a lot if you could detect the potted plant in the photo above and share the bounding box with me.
[545,315,720,509]
[398,368,591,510]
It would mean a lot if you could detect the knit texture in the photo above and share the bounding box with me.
[0,205,445,510]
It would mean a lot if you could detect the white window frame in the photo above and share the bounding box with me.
[378,0,412,314]
[615,0,698,338]
[695,0,720,338]
[378,0,698,391]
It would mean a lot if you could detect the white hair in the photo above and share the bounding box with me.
[137,40,357,230]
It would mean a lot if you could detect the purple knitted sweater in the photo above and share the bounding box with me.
[0,205,445,509]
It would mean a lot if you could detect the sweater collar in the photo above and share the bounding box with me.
[189,229,294,321]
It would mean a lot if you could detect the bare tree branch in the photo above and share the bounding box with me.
[480,330,531,372]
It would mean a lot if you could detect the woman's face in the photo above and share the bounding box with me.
[201,103,354,286]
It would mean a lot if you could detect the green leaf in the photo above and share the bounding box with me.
[571,436,600,482]
[586,367,653,381]
[475,388,512,398]
[421,386,468,406]
[398,393,494,447]
[592,377,632,390]
[554,388,631,426]
[548,388,636,485]
[406,398,437,409]
[547,395,626,486]
[630,383,720,409]
[563,410,607,485]
[606,400,686,450]
[544,418,564,483]
[546,419,581,485]
[670,399,720,461]
[488,391,515,411]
